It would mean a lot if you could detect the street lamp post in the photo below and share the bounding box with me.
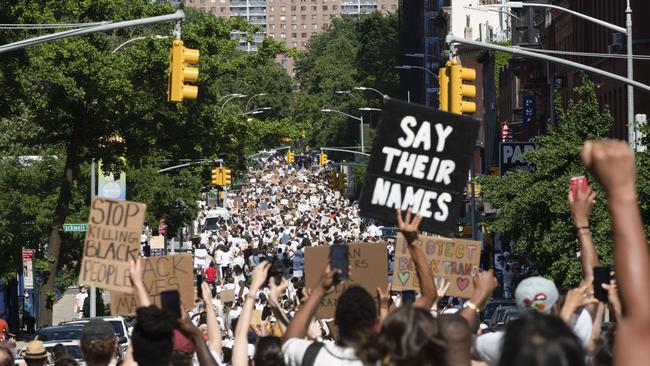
[321,108,365,153]
[476,1,635,149]
[112,35,169,53]
[335,90,359,100]
[394,65,437,78]
[354,86,387,99]
[220,94,247,112]
[245,93,267,112]
[243,107,271,117]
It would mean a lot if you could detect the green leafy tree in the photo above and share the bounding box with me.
[0,0,293,325]
[477,78,650,287]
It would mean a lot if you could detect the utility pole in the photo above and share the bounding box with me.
[90,160,96,318]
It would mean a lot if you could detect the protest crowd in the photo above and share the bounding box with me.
[4,140,650,366]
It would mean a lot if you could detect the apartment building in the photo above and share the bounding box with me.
[184,0,398,75]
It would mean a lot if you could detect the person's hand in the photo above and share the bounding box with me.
[201,282,212,304]
[269,277,289,304]
[435,277,451,299]
[250,261,271,291]
[568,180,597,227]
[251,320,272,337]
[581,140,636,198]
[377,283,392,309]
[307,319,322,340]
[178,306,201,339]
[396,208,422,244]
[561,279,598,321]
[472,270,498,300]
[317,265,341,292]
[129,258,145,287]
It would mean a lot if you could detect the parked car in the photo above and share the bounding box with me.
[16,340,85,366]
[481,299,516,323]
[35,325,84,342]
[488,306,520,329]
[60,316,130,357]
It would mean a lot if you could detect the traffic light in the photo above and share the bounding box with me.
[449,61,476,115]
[438,66,449,112]
[329,171,339,189]
[211,167,222,186]
[167,39,200,102]
[319,152,328,165]
[338,172,347,191]
[286,151,295,164]
[223,168,232,186]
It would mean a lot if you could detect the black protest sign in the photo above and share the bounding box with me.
[79,198,147,293]
[359,98,479,236]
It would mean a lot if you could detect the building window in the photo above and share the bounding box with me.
[281,59,287,65]
[301,15,307,20]
[270,24,276,29]
[322,14,328,20]
[332,5,338,10]
[322,5,328,10]
[291,32,297,38]
[322,23,328,29]
[210,7,216,13]
[292,41,297,47]
[269,15,275,20]
[301,5,306,11]
[220,6,226,12]
[270,6,274,11]
[302,41,307,47]
[311,5,317,11]
[312,23,318,29]
[291,23,297,29]
[270,33,276,38]
[280,15,286,20]
[280,33,287,39]
[281,6,286,11]
[291,5,296,10]
[391,4,397,9]
[302,23,307,29]
[312,14,317,20]
[292,15,297,20]
[301,32,307,38]
[281,24,286,29]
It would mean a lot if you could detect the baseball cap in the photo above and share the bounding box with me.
[514,276,559,314]
[81,319,116,348]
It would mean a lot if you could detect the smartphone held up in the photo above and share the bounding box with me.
[330,244,349,282]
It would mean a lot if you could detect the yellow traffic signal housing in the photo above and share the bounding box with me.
[211,167,222,186]
[329,171,339,189]
[449,61,476,115]
[338,172,347,190]
[319,152,328,165]
[223,168,232,186]
[286,151,295,164]
[219,191,225,200]
[167,40,200,102]
[438,66,449,112]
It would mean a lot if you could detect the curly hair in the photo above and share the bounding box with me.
[335,286,377,346]
[132,305,175,366]
[360,306,446,366]
[254,337,285,366]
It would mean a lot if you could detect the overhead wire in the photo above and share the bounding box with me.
[517,46,650,60]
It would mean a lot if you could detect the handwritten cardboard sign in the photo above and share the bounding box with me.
[150,235,165,250]
[221,289,235,303]
[79,198,147,293]
[392,233,481,298]
[110,254,194,315]
[358,98,479,236]
[305,243,388,318]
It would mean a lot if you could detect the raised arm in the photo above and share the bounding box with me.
[283,265,339,342]
[268,277,291,327]
[129,258,151,308]
[201,282,223,356]
[459,270,497,329]
[396,209,437,309]
[581,140,650,366]
[233,262,270,366]
[568,180,599,280]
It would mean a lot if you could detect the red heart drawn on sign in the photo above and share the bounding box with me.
[457,277,470,291]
